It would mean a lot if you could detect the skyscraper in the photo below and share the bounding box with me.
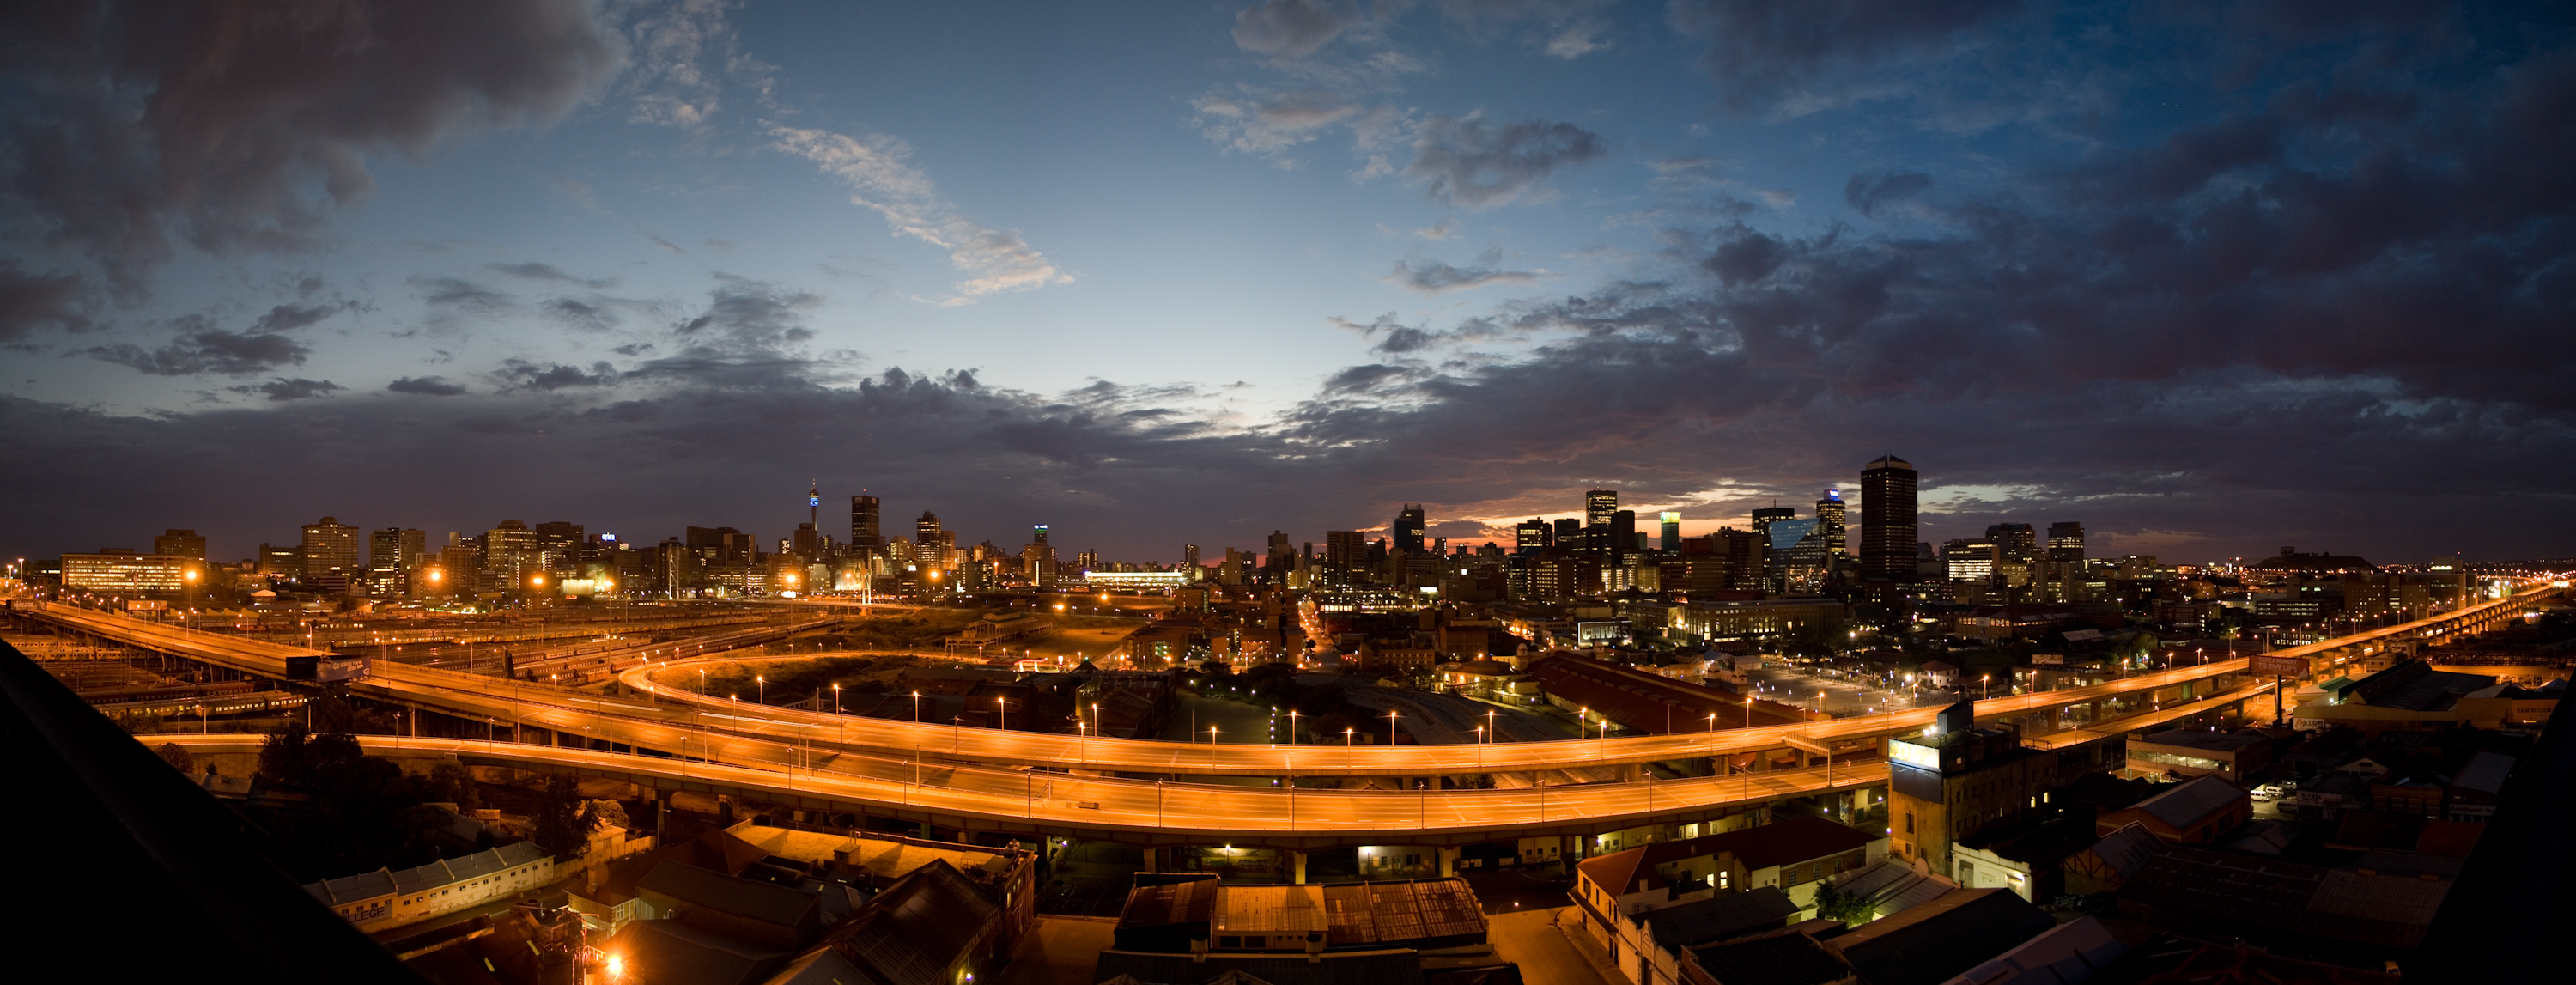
[1659,512,1682,552]
[1394,505,1427,554]
[914,512,950,569]
[1751,506,1793,543]
[1553,517,1582,545]
[1610,510,1637,557]
[1815,490,1847,560]
[1324,532,1363,566]
[301,517,359,593]
[153,529,207,560]
[2047,522,2086,562]
[1987,523,2037,563]
[367,527,427,598]
[1184,544,1200,568]
[1032,523,1049,546]
[848,496,883,556]
[1515,518,1552,552]
[1585,490,1619,527]
[1861,456,1917,581]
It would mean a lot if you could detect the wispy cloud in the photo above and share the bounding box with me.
[770,125,1072,305]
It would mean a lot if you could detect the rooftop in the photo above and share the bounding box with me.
[2128,775,2246,830]
[2136,729,2270,754]
[1578,818,1878,896]
[1638,886,1800,948]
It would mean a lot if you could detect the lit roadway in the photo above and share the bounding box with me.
[9,583,2549,842]
[153,732,1880,848]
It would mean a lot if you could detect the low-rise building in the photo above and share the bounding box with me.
[1830,889,2056,985]
[304,842,556,933]
[2125,728,2272,783]
[2093,775,2250,845]
[1100,876,1516,985]
[1573,817,1883,982]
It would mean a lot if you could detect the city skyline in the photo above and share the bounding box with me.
[7,3,2576,566]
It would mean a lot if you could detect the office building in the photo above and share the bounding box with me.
[1750,507,1792,539]
[1944,540,1996,584]
[914,512,951,569]
[1815,489,1846,561]
[1325,532,1364,566]
[152,529,207,560]
[1394,505,1427,554]
[367,527,427,598]
[1184,544,1200,569]
[1515,519,1551,552]
[1587,489,1619,527]
[1660,512,1683,553]
[62,551,191,595]
[1611,509,1638,557]
[483,520,541,593]
[300,517,361,593]
[848,495,883,560]
[2046,522,2085,563]
[1860,457,1916,581]
[1986,523,2036,563]
[1885,700,2124,879]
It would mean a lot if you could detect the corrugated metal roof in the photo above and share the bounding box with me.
[2136,775,2245,829]
[306,841,548,904]
[1215,885,1327,934]
[2085,823,2164,879]
[2451,751,2516,795]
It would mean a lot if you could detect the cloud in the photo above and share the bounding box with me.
[1844,172,1935,218]
[769,125,1072,304]
[495,359,617,392]
[624,0,772,128]
[0,0,623,289]
[1403,113,1607,208]
[538,298,620,332]
[233,377,343,402]
[1232,0,1348,58]
[388,375,468,397]
[1191,92,1369,157]
[1384,248,1542,294]
[1667,0,2021,118]
[486,262,617,289]
[0,264,91,340]
[675,275,822,350]
[1544,24,1609,59]
[1412,220,1457,240]
[79,327,313,376]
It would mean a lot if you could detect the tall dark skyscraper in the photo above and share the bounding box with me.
[1515,518,1551,552]
[848,496,882,554]
[1394,504,1427,554]
[1987,523,2037,562]
[1660,511,1682,552]
[1585,490,1619,528]
[1751,506,1794,539]
[1610,509,1637,556]
[2048,522,2086,562]
[1861,456,1917,581]
[1032,524,1049,546]
[1815,489,1847,560]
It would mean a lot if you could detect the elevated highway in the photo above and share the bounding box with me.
[155,733,1879,850]
[12,584,2551,842]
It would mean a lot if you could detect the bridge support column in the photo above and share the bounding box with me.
[1437,847,1459,878]
[1290,849,1307,884]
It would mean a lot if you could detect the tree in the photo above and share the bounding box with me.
[422,761,482,811]
[532,775,603,857]
[1812,879,1874,926]
[155,743,196,775]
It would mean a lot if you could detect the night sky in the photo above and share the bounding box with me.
[3,1,2572,566]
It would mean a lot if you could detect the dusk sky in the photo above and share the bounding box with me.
[3,1,2573,566]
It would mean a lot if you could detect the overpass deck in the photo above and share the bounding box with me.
[15,584,2545,781]
[158,733,1879,849]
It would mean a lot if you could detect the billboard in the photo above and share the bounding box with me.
[2249,654,2309,678]
[316,657,368,683]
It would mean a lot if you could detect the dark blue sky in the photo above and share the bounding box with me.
[3,1,2573,566]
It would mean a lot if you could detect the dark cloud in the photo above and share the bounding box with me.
[1384,248,1540,294]
[410,276,516,325]
[1667,0,2021,117]
[1232,0,1346,58]
[675,275,822,351]
[0,264,90,340]
[388,375,468,397]
[1404,114,1605,208]
[486,262,618,289]
[495,359,617,392]
[0,0,622,289]
[538,297,618,332]
[1844,173,1933,219]
[232,377,343,402]
[77,325,311,376]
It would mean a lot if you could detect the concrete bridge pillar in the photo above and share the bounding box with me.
[1437,846,1459,878]
[1290,849,1308,884]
